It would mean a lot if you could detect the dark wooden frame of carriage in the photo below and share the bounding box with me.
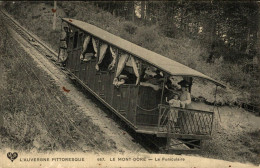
[60,18,226,149]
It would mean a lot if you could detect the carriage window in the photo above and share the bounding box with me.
[113,55,140,87]
[139,64,164,91]
[86,38,95,55]
[80,36,98,61]
[95,45,117,71]
[98,46,112,71]
[120,57,137,84]
[78,33,83,47]
[73,31,78,49]
[69,36,73,50]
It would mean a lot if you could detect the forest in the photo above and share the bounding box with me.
[91,1,259,106]
[94,1,259,62]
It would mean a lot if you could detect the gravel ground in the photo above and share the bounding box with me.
[192,103,260,165]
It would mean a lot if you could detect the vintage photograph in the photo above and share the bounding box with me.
[0,1,259,167]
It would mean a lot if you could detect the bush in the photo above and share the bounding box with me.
[134,25,160,49]
[122,21,137,35]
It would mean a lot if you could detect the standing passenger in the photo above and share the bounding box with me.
[179,85,192,109]
[166,95,181,132]
[178,82,192,134]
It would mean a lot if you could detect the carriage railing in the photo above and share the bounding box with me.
[158,104,214,136]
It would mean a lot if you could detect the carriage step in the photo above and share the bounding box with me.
[167,148,200,154]
[168,139,190,150]
[166,138,201,154]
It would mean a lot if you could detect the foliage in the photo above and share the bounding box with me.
[123,21,137,35]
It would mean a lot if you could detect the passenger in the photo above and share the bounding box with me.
[113,69,137,87]
[59,26,69,49]
[166,76,181,90]
[178,81,192,134]
[62,26,69,47]
[164,76,181,94]
[178,77,193,92]
[163,76,181,104]
[143,66,157,78]
[121,69,136,84]
[179,83,192,109]
[167,94,181,108]
[113,75,127,88]
[166,95,181,132]
[140,66,164,91]
[58,26,69,64]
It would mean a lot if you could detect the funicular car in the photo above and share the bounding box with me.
[58,18,226,153]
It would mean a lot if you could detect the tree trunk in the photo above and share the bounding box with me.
[141,1,145,20]
[134,2,137,22]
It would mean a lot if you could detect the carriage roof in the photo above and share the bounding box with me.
[62,18,225,88]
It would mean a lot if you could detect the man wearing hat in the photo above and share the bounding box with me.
[178,77,193,92]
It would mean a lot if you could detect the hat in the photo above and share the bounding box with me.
[178,80,190,87]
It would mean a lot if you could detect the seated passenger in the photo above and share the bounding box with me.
[140,66,164,91]
[165,76,181,90]
[113,76,127,88]
[113,69,137,87]
[122,69,137,84]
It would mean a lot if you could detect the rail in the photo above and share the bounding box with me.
[158,104,214,136]
[0,9,70,78]
[0,9,58,58]
[237,100,260,115]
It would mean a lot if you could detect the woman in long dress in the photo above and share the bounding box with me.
[178,81,193,133]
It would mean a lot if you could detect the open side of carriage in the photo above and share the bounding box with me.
[59,18,226,153]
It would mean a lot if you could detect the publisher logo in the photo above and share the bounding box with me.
[7,152,18,162]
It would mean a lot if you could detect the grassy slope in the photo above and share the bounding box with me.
[0,21,116,152]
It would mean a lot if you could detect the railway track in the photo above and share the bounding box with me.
[0,9,167,153]
[0,10,105,152]
[0,10,65,75]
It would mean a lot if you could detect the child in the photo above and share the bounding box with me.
[168,95,181,108]
[166,95,181,131]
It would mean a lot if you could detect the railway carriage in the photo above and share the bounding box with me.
[59,18,225,153]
